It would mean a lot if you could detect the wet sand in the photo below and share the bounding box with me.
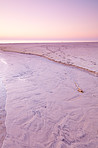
[0,81,6,148]
[0,43,98,148]
[0,42,98,76]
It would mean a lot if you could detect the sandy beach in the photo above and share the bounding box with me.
[0,42,98,148]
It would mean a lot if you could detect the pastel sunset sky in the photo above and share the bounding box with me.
[0,0,98,42]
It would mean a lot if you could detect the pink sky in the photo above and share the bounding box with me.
[0,0,98,42]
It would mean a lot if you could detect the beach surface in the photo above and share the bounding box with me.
[0,42,98,148]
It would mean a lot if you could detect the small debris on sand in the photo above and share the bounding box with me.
[74,82,84,93]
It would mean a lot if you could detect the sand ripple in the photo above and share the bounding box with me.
[0,81,6,148]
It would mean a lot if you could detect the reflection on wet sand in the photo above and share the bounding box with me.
[0,81,6,148]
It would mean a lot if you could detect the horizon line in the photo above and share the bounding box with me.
[0,40,98,44]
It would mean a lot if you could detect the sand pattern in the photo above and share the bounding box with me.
[0,42,98,76]
[0,43,98,148]
[0,80,6,148]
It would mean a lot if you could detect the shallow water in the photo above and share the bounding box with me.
[0,50,98,148]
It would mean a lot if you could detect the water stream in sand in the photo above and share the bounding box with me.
[0,50,98,148]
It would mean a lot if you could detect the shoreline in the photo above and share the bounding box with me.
[0,42,98,77]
